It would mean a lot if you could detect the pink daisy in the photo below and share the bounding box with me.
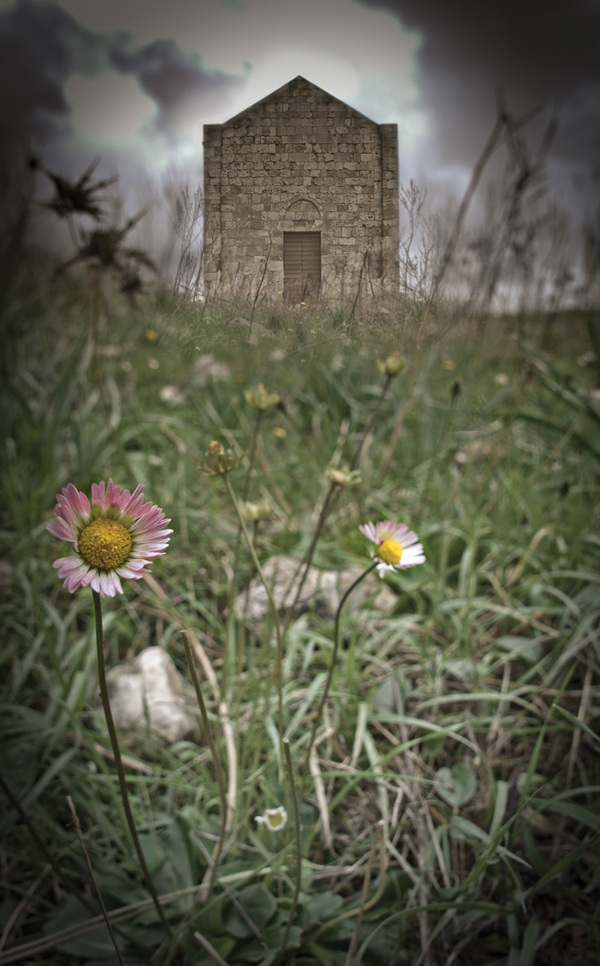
[358,520,425,578]
[47,479,172,597]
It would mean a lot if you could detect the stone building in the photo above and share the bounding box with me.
[203,76,399,303]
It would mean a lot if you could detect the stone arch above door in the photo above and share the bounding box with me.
[282,198,322,230]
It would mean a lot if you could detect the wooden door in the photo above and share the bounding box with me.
[283,232,321,302]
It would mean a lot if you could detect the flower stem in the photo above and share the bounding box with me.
[92,590,172,937]
[67,794,126,966]
[281,481,337,637]
[181,629,229,898]
[276,738,302,964]
[225,409,264,687]
[282,373,393,636]
[301,562,377,794]
[348,374,393,472]
[222,474,286,776]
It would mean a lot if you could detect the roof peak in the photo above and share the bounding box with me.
[223,75,377,126]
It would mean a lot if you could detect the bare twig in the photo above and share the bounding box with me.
[66,796,126,966]
[182,630,230,898]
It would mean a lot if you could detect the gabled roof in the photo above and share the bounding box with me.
[223,75,378,127]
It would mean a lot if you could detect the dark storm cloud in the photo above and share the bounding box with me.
[0,0,244,163]
[360,0,600,179]
[109,37,246,140]
[0,0,107,156]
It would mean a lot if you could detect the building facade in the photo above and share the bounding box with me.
[203,76,399,303]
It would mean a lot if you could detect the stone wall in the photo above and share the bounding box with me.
[203,76,399,303]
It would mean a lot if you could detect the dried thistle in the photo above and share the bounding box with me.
[35,157,117,221]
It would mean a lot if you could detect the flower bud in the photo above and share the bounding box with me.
[239,498,272,522]
[205,440,239,475]
[325,463,361,487]
[244,383,280,411]
[376,350,405,377]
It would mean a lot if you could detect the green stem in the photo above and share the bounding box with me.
[67,795,126,966]
[281,481,337,637]
[242,409,264,503]
[225,409,264,688]
[282,373,393,636]
[301,562,378,794]
[348,374,393,472]
[181,629,229,897]
[222,474,286,777]
[92,590,172,937]
[276,738,302,964]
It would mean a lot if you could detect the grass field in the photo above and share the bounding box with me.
[1,267,599,965]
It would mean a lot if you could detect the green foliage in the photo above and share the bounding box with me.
[1,269,599,964]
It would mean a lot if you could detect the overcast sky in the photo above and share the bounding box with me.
[1,0,599,248]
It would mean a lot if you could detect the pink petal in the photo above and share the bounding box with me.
[119,484,146,517]
[358,522,377,543]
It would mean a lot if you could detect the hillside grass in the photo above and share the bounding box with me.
[1,268,599,965]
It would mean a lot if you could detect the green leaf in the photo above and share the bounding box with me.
[235,923,303,963]
[436,762,477,806]
[45,895,123,960]
[166,814,196,888]
[303,891,344,923]
[223,883,278,939]
[540,798,600,831]
[374,676,397,716]
[305,942,349,966]
[194,892,226,936]
[449,815,490,844]
[496,635,542,663]
[181,930,237,965]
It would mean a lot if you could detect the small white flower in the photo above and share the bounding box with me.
[255,806,288,832]
[359,520,425,578]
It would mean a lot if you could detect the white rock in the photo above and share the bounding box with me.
[190,353,230,387]
[105,647,193,744]
[234,554,396,627]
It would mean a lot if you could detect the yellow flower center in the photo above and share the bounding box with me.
[378,538,403,566]
[78,518,132,571]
